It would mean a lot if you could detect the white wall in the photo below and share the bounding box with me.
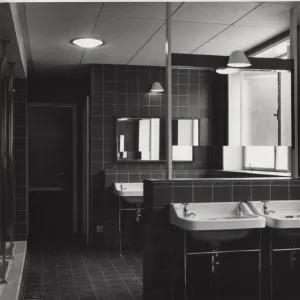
[280,72,292,146]
[150,118,160,160]
[228,72,242,146]
[223,146,243,170]
[224,72,243,170]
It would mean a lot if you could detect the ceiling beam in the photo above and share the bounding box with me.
[172,53,293,71]
[246,30,290,57]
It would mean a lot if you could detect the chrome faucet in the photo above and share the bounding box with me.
[262,200,275,215]
[262,201,269,215]
[182,203,195,218]
[183,203,189,217]
[236,202,243,216]
[120,182,127,190]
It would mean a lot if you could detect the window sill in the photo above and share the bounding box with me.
[226,170,291,177]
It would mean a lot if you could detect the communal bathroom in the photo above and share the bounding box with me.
[0,1,300,300]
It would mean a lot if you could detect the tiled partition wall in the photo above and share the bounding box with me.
[100,169,220,247]
[14,79,28,241]
[90,64,227,245]
[143,178,300,300]
[96,167,279,247]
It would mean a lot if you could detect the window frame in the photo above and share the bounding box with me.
[241,40,290,173]
[242,146,290,173]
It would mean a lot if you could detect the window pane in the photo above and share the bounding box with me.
[241,71,278,146]
[280,72,292,146]
[244,146,275,169]
[276,146,289,171]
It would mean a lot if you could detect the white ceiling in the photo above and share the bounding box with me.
[0,3,27,77]
[22,2,293,71]
[254,39,289,58]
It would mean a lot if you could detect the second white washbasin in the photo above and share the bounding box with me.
[170,202,265,245]
[248,200,300,229]
[113,182,143,204]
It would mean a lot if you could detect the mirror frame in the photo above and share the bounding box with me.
[115,116,201,163]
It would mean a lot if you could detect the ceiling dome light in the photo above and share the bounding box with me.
[72,38,104,48]
[150,82,164,92]
[227,50,251,68]
[216,68,239,75]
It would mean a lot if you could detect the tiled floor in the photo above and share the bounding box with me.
[20,243,143,300]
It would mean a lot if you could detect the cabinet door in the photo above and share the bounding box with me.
[185,252,259,300]
[273,251,300,300]
[217,252,259,300]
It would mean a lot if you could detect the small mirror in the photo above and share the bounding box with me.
[116,117,163,161]
[172,119,199,161]
[116,117,201,162]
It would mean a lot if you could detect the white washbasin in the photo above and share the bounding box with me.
[113,182,143,204]
[248,200,300,229]
[170,202,265,245]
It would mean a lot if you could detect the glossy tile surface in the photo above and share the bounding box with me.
[20,243,142,300]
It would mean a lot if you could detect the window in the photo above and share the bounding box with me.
[226,39,291,173]
[242,39,291,172]
[244,146,289,171]
[241,70,291,172]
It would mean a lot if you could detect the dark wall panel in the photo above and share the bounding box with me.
[90,64,222,173]
[27,74,89,241]
[14,79,28,241]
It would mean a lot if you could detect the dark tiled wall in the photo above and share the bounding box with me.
[90,64,226,245]
[148,179,298,204]
[14,79,28,241]
[143,178,300,300]
[95,170,260,247]
[97,168,276,247]
[90,64,221,172]
[95,169,277,247]
[99,169,219,247]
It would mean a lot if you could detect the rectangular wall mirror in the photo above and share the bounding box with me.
[116,117,200,162]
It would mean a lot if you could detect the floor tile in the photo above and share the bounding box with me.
[20,243,143,300]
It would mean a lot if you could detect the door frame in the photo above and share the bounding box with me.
[27,102,78,234]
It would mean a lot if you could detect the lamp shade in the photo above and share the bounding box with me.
[216,68,239,75]
[150,82,164,92]
[227,50,251,68]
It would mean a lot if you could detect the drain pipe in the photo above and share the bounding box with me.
[136,205,142,223]
[210,249,220,299]
[289,246,296,270]
[211,250,220,274]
